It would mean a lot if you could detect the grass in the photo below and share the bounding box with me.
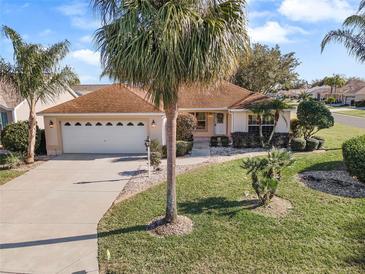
[0,169,25,185]
[335,109,365,118]
[98,124,365,273]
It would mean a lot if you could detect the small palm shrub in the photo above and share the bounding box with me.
[176,113,197,141]
[305,138,319,151]
[242,149,294,206]
[0,152,23,169]
[150,152,161,171]
[291,138,306,151]
[342,135,365,182]
[312,136,325,149]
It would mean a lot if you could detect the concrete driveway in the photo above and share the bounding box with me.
[0,154,147,274]
[332,113,365,129]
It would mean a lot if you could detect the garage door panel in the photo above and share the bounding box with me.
[62,121,147,154]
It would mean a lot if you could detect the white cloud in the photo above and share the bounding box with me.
[279,0,354,22]
[39,29,53,37]
[248,21,307,43]
[57,2,88,16]
[70,49,100,66]
[79,35,93,43]
[249,10,275,20]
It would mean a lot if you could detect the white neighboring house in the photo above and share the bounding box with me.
[0,82,78,129]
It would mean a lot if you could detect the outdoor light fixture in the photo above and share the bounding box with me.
[49,120,54,128]
[151,120,156,128]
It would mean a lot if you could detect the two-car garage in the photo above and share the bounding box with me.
[61,120,148,154]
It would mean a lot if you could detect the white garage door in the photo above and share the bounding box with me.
[62,120,147,154]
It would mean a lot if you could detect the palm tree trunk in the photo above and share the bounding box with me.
[258,115,265,148]
[164,102,178,223]
[267,111,280,145]
[25,100,37,164]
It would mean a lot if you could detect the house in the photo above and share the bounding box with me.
[276,88,307,99]
[0,81,78,129]
[39,82,291,155]
[339,79,365,105]
[307,85,332,101]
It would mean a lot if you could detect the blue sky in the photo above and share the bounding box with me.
[0,0,364,84]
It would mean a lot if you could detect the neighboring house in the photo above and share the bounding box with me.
[0,82,78,129]
[339,79,365,105]
[39,82,291,155]
[276,89,307,99]
[308,85,332,101]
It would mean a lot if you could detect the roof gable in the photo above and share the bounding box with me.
[40,84,162,114]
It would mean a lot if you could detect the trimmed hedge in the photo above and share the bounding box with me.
[1,121,40,154]
[291,138,306,151]
[176,113,197,141]
[210,136,229,147]
[161,141,193,158]
[312,136,325,150]
[342,135,365,182]
[232,132,290,148]
[355,100,365,107]
[36,129,47,155]
[305,138,319,151]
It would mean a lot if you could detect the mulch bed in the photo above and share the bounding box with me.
[241,195,293,218]
[299,171,365,198]
[147,215,193,237]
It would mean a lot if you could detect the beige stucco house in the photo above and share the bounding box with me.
[0,82,78,129]
[39,82,291,155]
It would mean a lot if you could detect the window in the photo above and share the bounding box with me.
[0,112,8,130]
[248,114,274,135]
[106,122,113,126]
[64,122,71,126]
[75,122,81,126]
[137,122,144,126]
[85,122,92,126]
[96,122,102,126]
[127,122,134,126]
[190,112,206,130]
[116,122,123,126]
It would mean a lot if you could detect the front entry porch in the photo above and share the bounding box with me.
[189,111,230,139]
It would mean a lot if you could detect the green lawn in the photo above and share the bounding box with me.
[98,124,365,273]
[0,169,25,186]
[335,109,365,118]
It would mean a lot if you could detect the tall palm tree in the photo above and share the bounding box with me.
[321,1,365,62]
[0,26,79,164]
[93,0,249,224]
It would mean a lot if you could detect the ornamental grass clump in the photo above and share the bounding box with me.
[242,149,295,206]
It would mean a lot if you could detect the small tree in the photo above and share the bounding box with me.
[297,100,334,139]
[176,113,197,141]
[242,149,294,206]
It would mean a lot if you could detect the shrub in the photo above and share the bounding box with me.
[221,136,230,147]
[161,145,167,158]
[305,138,319,151]
[36,129,47,155]
[176,113,197,141]
[242,149,294,206]
[1,121,40,154]
[150,139,162,154]
[232,132,289,148]
[312,136,325,149]
[290,118,303,138]
[297,100,334,139]
[355,100,365,107]
[210,136,218,147]
[176,141,190,156]
[342,135,365,182]
[291,138,306,151]
[0,152,23,169]
[150,152,161,170]
[325,97,336,104]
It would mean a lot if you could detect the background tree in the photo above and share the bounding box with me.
[93,0,249,224]
[0,26,79,164]
[321,0,365,63]
[323,74,347,94]
[297,100,334,139]
[298,91,312,102]
[233,43,301,94]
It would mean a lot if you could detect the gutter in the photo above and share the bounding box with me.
[37,112,165,117]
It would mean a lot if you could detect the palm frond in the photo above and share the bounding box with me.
[359,0,365,12]
[343,14,365,29]
[321,29,365,62]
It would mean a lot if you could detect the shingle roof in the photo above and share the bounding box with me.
[0,81,23,109]
[71,84,111,96]
[41,81,265,114]
[40,84,162,114]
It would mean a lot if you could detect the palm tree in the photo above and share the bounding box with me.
[247,101,272,148]
[266,99,289,145]
[93,0,249,224]
[0,26,79,164]
[321,1,365,62]
[298,91,312,102]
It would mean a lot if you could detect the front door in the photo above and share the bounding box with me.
[214,113,226,135]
